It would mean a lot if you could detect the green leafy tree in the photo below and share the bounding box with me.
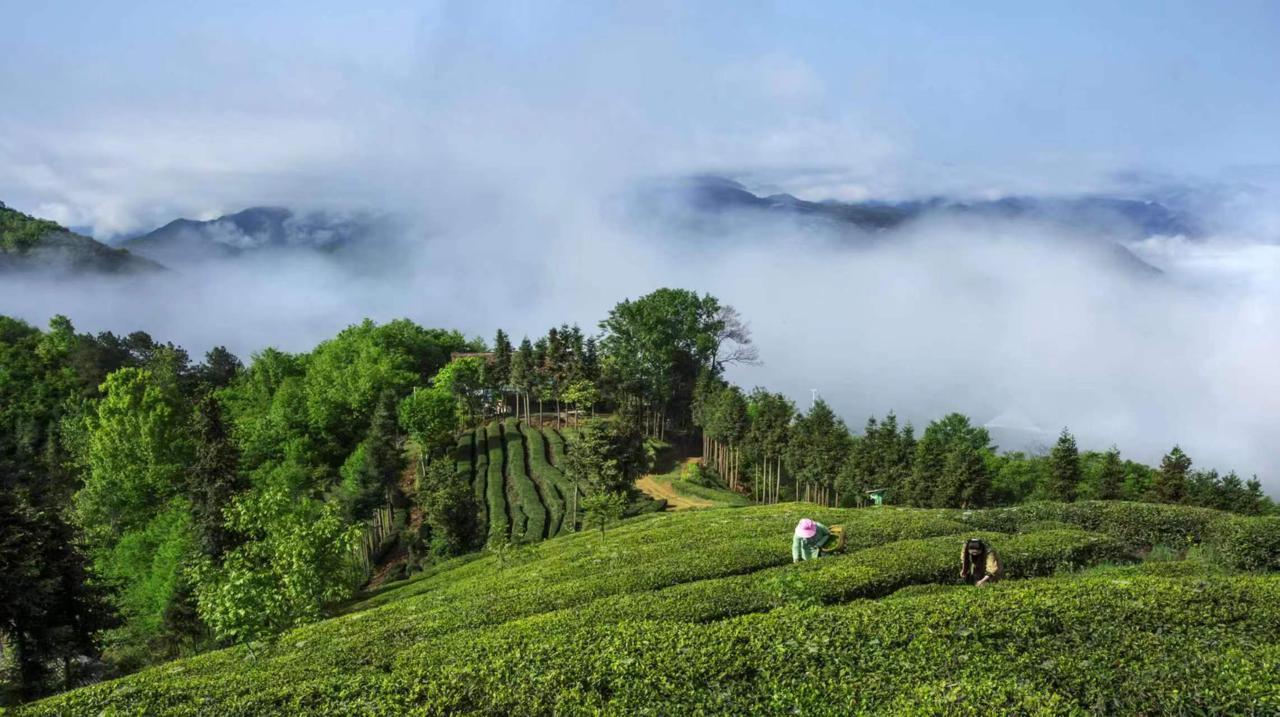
[75,367,200,653]
[397,386,458,458]
[433,356,487,427]
[598,289,753,435]
[745,389,794,504]
[1048,428,1081,502]
[193,487,360,645]
[1150,445,1191,504]
[580,491,626,535]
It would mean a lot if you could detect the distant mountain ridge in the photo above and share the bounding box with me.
[661,176,1199,240]
[120,206,395,265]
[0,201,162,275]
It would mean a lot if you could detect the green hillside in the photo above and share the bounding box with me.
[16,501,1280,715]
[0,202,162,274]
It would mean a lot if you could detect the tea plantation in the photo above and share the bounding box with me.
[14,502,1280,715]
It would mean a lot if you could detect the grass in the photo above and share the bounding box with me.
[18,502,1280,715]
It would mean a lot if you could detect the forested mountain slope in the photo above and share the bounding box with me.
[0,202,161,275]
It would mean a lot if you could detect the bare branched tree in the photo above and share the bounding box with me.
[713,304,760,370]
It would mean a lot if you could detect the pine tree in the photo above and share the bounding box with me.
[340,390,404,521]
[1047,428,1080,502]
[1097,447,1123,500]
[1150,445,1191,504]
[936,442,990,508]
[187,395,247,560]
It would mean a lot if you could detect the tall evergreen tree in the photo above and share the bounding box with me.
[936,441,990,508]
[186,396,248,561]
[1150,445,1191,504]
[1097,447,1123,500]
[1048,428,1081,502]
[339,390,404,521]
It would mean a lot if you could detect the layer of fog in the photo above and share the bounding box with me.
[3,189,1279,491]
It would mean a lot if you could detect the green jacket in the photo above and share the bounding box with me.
[792,522,832,562]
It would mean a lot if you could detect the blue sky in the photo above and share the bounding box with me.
[2,1,1279,231]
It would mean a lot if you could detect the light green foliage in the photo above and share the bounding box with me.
[26,504,1239,714]
[432,356,487,426]
[0,204,64,252]
[193,486,360,645]
[1206,516,1280,571]
[397,387,457,458]
[75,367,197,647]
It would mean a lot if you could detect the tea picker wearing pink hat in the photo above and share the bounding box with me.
[792,518,832,562]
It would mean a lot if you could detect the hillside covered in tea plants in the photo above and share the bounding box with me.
[14,499,1280,715]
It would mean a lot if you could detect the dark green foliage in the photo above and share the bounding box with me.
[840,413,914,502]
[418,457,479,556]
[935,440,991,508]
[904,413,992,508]
[195,347,242,392]
[1151,445,1191,503]
[468,427,488,540]
[785,399,850,501]
[490,329,512,387]
[1047,428,1081,502]
[338,390,403,522]
[563,419,645,495]
[185,396,247,560]
[522,425,570,535]
[484,421,508,544]
[1096,446,1124,500]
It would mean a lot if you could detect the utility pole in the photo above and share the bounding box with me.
[810,389,818,409]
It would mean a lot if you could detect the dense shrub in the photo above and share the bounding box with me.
[521,424,568,535]
[951,501,1223,549]
[484,421,507,543]
[398,575,1280,716]
[19,503,1276,715]
[1207,516,1280,571]
[505,419,547,541]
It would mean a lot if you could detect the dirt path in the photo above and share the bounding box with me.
[636,474,717,510]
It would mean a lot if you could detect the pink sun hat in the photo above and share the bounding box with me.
[795,519,818,539]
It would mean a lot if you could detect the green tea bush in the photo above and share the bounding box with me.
[1207,516,1280,571]
[484,421,507,543]
[546,428,569,466]
[953,501,1223,549]
[23,503,1267,716]
[522,425,569,536]
[400,575,1280,716]
[504,419,547,541]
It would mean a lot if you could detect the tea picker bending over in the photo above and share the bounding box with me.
[960,537,1003,586]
